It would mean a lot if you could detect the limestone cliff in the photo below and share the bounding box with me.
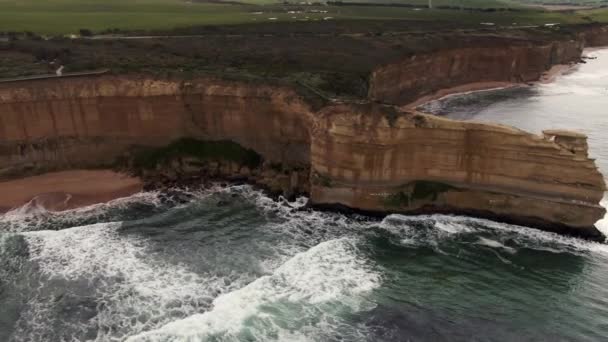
[0,29,607,239]
[368,40,585,106]
[310,104,606,240]
[0,75,313,177]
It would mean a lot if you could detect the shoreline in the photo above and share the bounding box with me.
[405,61,581,110]
[1,49,605,216]
[409,47,608,110]
[403,81,518,110]
[0,170,143,214]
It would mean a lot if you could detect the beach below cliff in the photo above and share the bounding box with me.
[0,170,142,213]
[405,59,582,109]
[419,47,608,175]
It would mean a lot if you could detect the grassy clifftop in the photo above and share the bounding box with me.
[1,0,606,100]
[2,22,596,99]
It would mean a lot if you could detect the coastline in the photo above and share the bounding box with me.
[0,60,588,214]
[403,81,518,110]
[0,170,142,213]
[0,47,605,229]
[405,60,582,110]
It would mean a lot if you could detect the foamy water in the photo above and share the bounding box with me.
[2,185,608,341]
[128,238,379,342]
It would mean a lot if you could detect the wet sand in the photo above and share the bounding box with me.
[0,170,142,213]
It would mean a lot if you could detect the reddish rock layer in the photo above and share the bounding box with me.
[0,30,606,238]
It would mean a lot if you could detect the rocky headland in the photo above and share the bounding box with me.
[0,24,606,239]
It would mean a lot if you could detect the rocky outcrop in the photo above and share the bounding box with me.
[310,104,606,240]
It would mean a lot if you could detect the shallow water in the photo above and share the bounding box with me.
[2,51,608,342]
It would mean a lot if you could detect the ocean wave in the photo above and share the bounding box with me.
[596,195,608,237]
[11,222,252,342]
[377,213,608,256]
[3,185,374,341]
[0,185,260,234]
[127,238,380,342]
[3,185,607,341]
[0,190,167,233]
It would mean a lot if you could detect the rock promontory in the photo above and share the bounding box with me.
[0,27,606,239]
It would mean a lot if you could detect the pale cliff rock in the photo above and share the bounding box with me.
[0,75,314,177]
[0,31,607,239]
[310,104,606,239]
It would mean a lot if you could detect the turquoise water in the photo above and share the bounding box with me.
[1,50,608,342]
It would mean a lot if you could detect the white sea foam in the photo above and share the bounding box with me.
[595,194,608,237]
[378,214,608,255]
[14,222,251,342]
[127,238,380,342]
[0,190,165,233]
[5,184,607,341]
[476,237,517,254]
[6,185,376,341]
[539,82,605,96]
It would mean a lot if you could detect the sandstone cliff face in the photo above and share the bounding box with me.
[368,40,584,105]
[579,25,608,47]
[310,104,606,239]
[0,76,314,177]
[0,30,607,239]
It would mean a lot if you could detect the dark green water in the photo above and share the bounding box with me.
[1,50,608,342]
[1,186,608,341]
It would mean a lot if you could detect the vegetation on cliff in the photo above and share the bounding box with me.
[383,181,457,207]
[131,138,262,170]
[1,22,603,100]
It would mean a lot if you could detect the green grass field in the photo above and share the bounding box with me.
[335,0,523,8]
[0,0,605,35]
[0,0,257,34]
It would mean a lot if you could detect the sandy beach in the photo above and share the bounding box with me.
[406,61,580,110]
[404,81,517,110]
[0,170,143,213]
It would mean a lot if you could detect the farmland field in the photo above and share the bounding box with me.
[0,0,605,34]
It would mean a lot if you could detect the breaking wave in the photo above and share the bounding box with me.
[2,185,608,341]
[127,238,380,342]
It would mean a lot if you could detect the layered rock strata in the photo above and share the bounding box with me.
[310,104,606,240]
[0,76,313,175]
[0,31,606,239]
[368,40,585,105]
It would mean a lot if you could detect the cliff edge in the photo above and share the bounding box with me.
[0,27,606,240]
[311,104,606,240]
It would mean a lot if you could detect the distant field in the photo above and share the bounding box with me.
[0,0,257,34]
[331,0,523,8]
[0,0,604,34]
[582,8,608,21]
